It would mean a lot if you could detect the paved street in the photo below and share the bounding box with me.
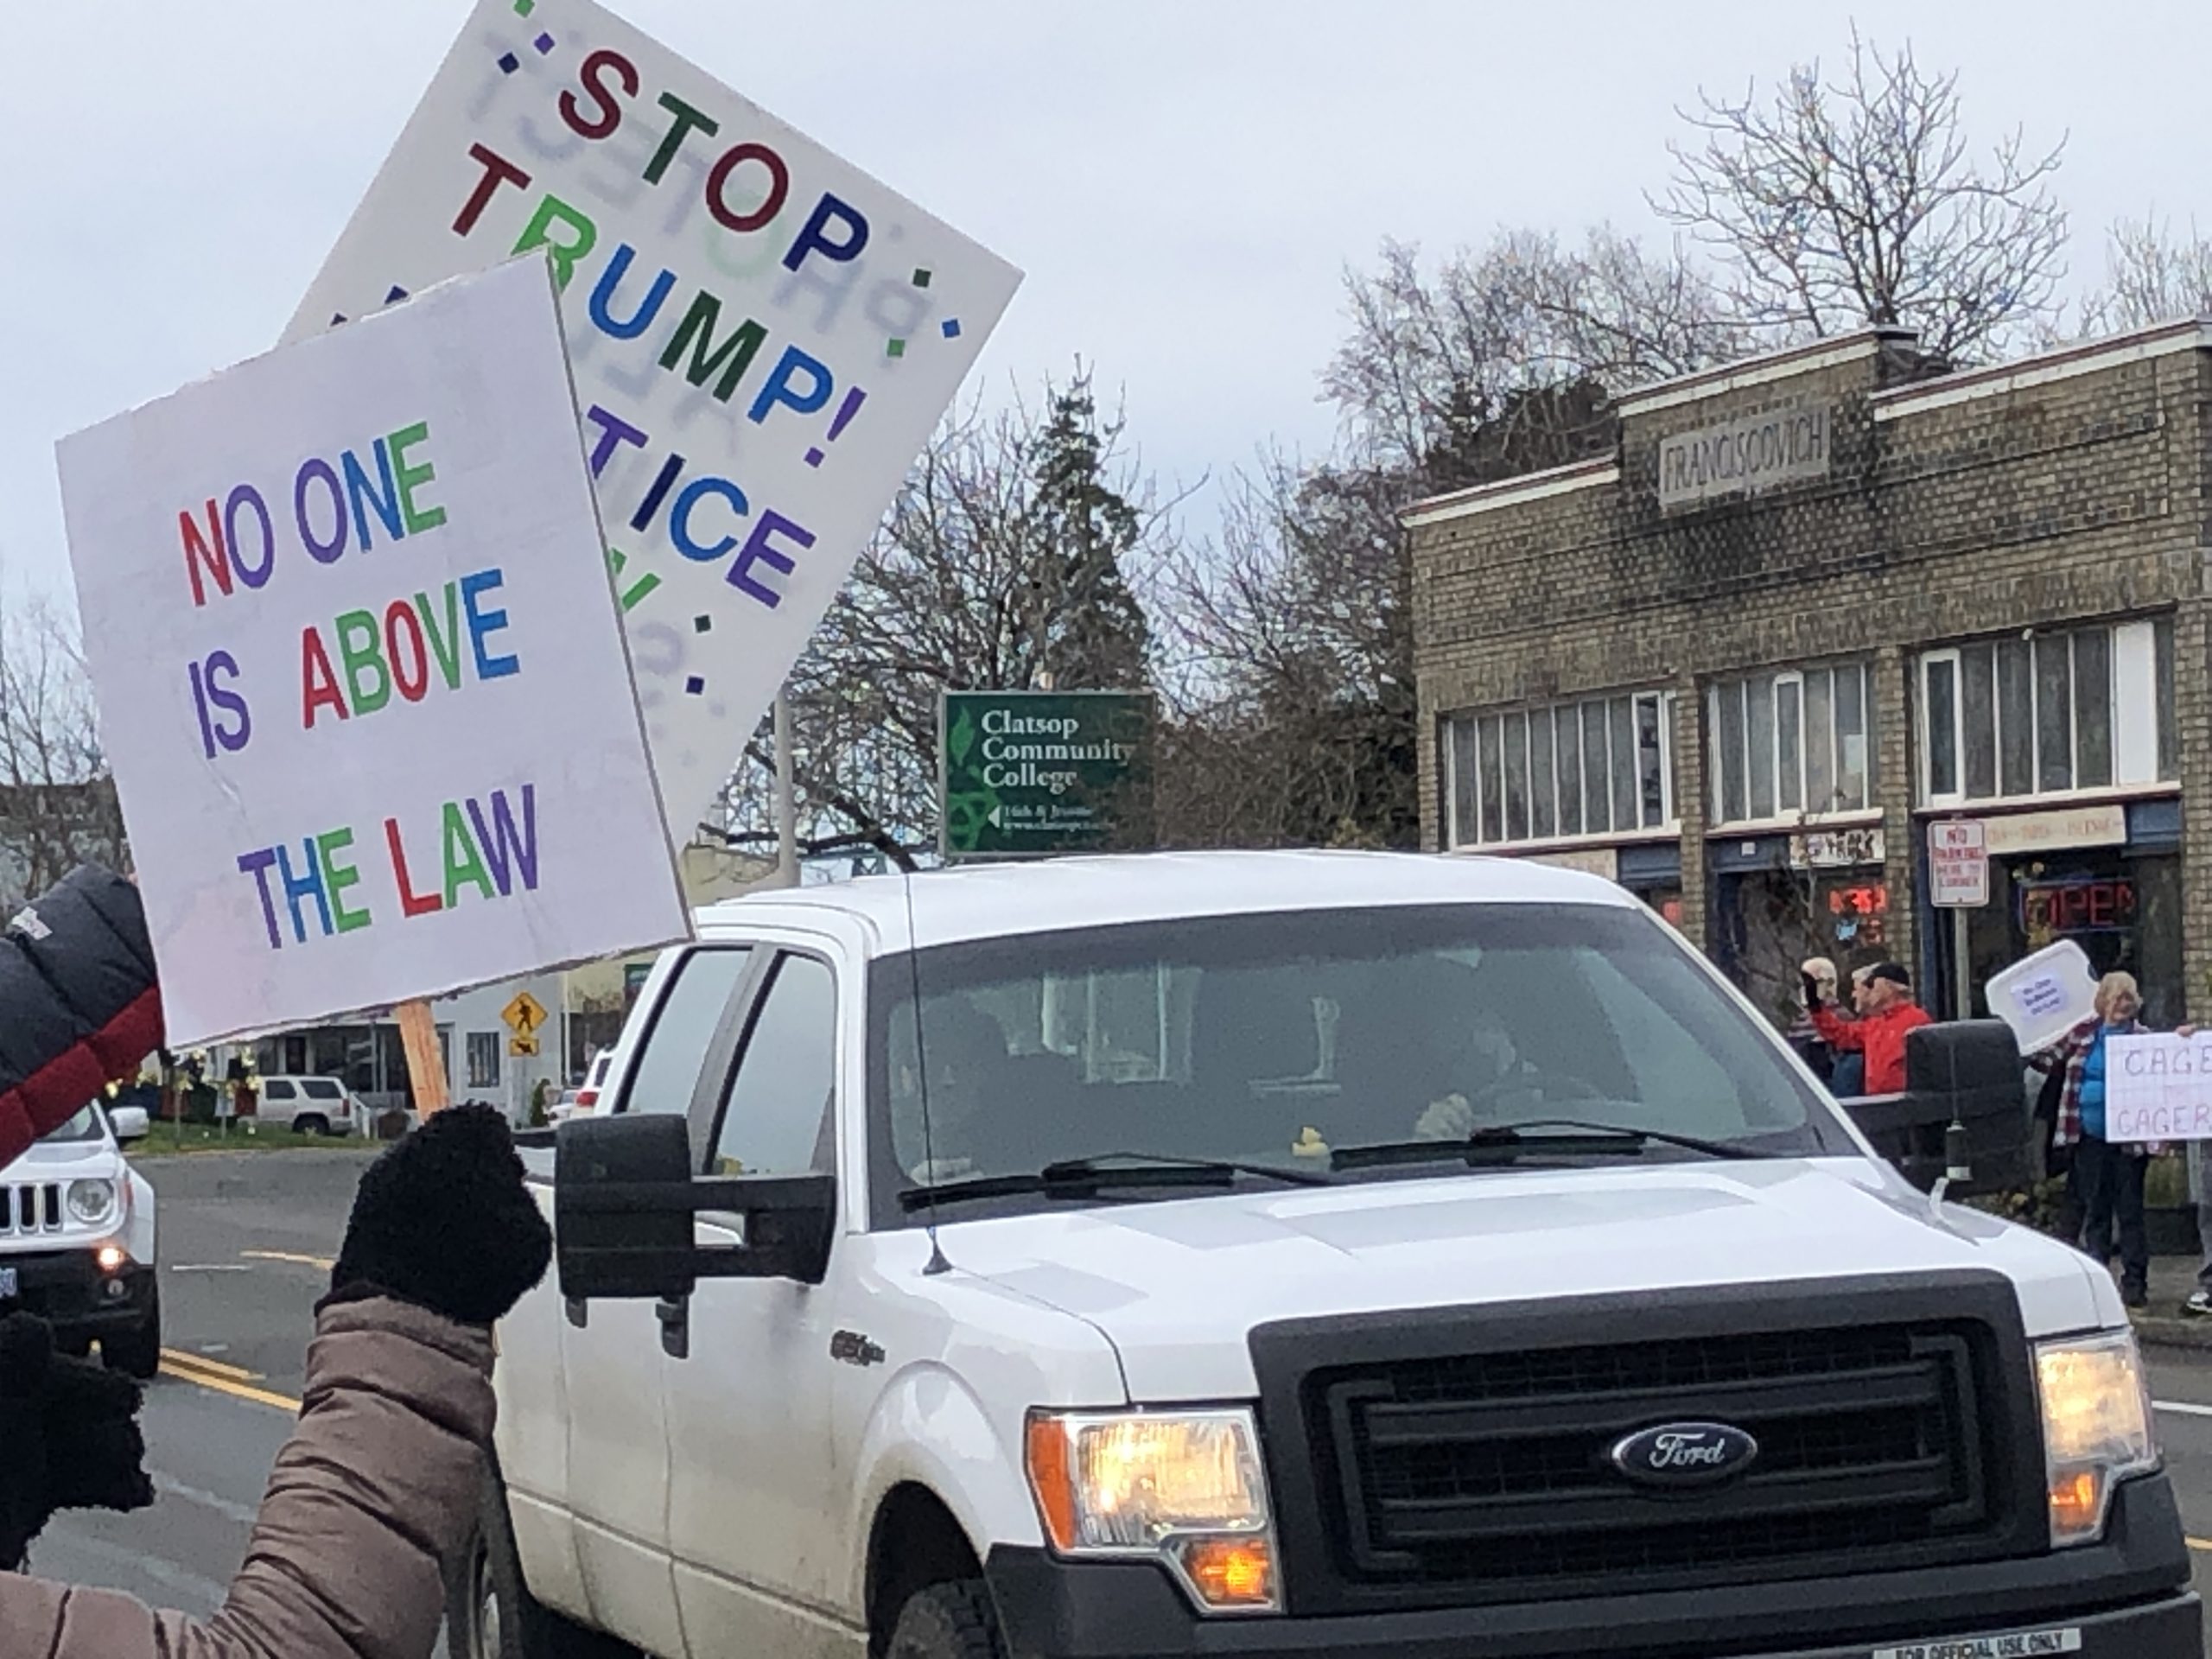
[28,1151,2212,1649]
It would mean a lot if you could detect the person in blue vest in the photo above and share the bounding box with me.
[2032,971,2187,1310]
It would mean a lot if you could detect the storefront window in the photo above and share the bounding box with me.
[1716,866,1892,1029]
[1960,850,2183,1030]
[1918,619,2172,808]
[1708,661,1877,828]
[1443,690,1679,849]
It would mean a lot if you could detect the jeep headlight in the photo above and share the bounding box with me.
[67,1179,117,1228]
[1025,1408,1280,1612]
[2036,1331,2158,1546]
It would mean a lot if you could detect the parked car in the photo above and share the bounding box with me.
[458,851,2196,1659]
[252,1074,364,1136]
[0,1098,159,1377]
[548,1051,615,1124]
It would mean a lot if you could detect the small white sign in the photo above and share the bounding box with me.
[59,257,692,1046]
[2107,1033,2212,1142]
[1980,804,2126,856]
[1873,1626,2080,1659]
[1791,826,1884,870]
[1929,819,1988,908]
[1984,940,2098,1054]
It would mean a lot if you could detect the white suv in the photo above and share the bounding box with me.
[253,1075,362,1136]
[0,1100,160,1376]
[457,852,2198,1659]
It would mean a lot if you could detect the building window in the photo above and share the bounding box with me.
[1708,662,1877,828]
[1917,619,2173,807]
[466,1032,501,1090]
[1445,691,1677,849]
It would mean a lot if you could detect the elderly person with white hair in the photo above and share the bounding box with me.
[2031,970,2183,1310]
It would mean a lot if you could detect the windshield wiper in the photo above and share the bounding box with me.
[1330,1116,1764,1173]
[898,1151,1337,1212]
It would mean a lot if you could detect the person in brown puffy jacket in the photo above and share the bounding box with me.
[0,1103,552,1659]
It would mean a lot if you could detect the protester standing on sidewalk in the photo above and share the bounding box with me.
[1788,957,1840,1085]
[1807,961,1930,1097]
[2186,1143,2212,1318]
[2033,971,2176,1312]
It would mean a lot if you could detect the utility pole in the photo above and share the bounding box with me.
[773,692,798,889]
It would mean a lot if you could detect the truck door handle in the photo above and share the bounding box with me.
[657,1294,690,1360]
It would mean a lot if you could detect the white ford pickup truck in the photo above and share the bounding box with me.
[455,851,2199,1659]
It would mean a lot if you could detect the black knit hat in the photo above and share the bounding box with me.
[1866,962,1912,988]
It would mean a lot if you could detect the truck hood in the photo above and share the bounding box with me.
[7,1140,118,1173]
[938,1158,2115,1401]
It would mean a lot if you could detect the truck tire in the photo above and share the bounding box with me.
[885,1581,1007,1659]
[293,1114,330,1138]
[101,1288,162,1380]
[447,1463,639,1659]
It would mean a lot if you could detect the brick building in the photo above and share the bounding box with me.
[1406,321,2212,1032]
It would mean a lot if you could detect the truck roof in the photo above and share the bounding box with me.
[696,849,1637,956]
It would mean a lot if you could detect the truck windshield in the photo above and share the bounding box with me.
[868,903,1847,1224]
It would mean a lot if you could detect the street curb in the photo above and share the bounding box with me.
[2132,1313,2212,1351]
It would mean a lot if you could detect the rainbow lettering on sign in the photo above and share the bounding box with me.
[233,783,542,950]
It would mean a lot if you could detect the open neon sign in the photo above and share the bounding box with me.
[2020,877,2137,936]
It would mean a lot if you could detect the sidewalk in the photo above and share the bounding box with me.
[2133,1256,2212,1351]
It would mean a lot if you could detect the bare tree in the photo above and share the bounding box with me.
[710,373,1179,868]
[1150,455,1417,849]
[0,594,128,907]
[2075,215,2212,335]
[1327,227,1737,476]
[1656,28,2068,362]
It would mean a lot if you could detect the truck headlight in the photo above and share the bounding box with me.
[2036,1331,2157,1547]
[1025,1408,1280,1612]
[67,1179,117,1227]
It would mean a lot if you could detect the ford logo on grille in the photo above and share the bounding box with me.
[1609,1422,1759,1487]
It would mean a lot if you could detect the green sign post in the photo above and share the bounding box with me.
[939,690,1153,860]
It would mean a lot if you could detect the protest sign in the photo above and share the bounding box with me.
[284,0,1023,845]
[1984,939,2098,1054]
[59,256,691,1046]
[2107,1032,2212,1142]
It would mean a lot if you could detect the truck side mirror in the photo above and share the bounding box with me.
[1839,1020,2031,1193]
[109,1104,150,1144]
[555,1112,836,1300]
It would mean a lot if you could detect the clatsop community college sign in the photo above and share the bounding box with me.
[1658,403,1833,512]
[939,691,1152,860]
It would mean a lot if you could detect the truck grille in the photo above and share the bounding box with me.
[1,1182,64,1235]
[1251,1275,2045,1616]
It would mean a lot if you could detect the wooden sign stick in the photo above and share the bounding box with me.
[396,998,450,1118]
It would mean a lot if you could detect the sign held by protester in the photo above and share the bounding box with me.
[1983,939,2098,1055]
[2107,1032,2212,1142]
[940,691,1153,859]
[59,257,691,1046]
[285,0,1022,849]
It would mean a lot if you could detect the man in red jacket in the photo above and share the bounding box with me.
[1807,961,1932,1096]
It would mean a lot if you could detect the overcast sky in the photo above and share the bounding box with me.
[5,1,2206,609]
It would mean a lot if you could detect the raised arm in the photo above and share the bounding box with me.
[0,1106,550,1659]
[0,865,163,1171]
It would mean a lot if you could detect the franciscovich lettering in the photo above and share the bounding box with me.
[1658,404,1832,511]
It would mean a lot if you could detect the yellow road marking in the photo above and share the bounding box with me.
[158,1348,260,1382]
[2192,1536,2212,1553]
[240,1249,336,1272]
[158,1356,300,1413]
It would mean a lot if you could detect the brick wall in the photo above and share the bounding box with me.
[1411,327,2212,1004]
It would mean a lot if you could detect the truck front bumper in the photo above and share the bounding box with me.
[0,1245,154,1339]
[987,1473,2200,1659]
